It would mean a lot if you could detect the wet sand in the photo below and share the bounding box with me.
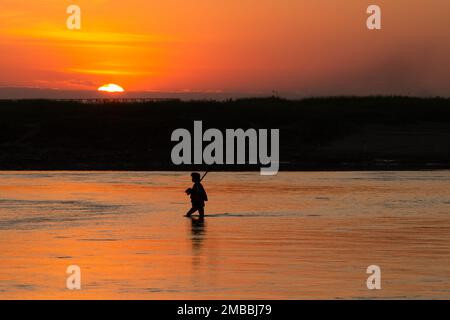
[0,171,449,299]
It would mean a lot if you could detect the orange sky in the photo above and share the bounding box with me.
[0,0,449,96]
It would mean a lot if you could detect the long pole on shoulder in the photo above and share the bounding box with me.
[200,169,209,182]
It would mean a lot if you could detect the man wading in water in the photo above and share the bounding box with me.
[185,172,208,218]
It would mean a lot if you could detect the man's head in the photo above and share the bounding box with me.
[191,172,201,183]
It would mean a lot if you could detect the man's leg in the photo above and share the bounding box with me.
[185,207,198,217]
[198,206,204,218]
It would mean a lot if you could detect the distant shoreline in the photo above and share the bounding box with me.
[1,96,449,171]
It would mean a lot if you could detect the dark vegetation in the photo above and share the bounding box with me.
[0,96,449,170]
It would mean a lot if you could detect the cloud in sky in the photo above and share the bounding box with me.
[0,0,449,96]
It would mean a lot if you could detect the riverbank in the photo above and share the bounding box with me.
[0,96,449,171]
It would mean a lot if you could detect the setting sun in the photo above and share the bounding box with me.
[98,84,125,93]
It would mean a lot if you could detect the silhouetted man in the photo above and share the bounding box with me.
[185,172,208,218]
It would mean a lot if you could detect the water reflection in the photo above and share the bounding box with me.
[190,217,206,267]
[1,171,450,299]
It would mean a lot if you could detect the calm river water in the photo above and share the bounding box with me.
[0,171,449,299]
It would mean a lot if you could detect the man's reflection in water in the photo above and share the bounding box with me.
[190,217,206,267]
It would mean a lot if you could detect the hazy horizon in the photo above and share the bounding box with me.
[0,86,281,100]
[1,86,449,101]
